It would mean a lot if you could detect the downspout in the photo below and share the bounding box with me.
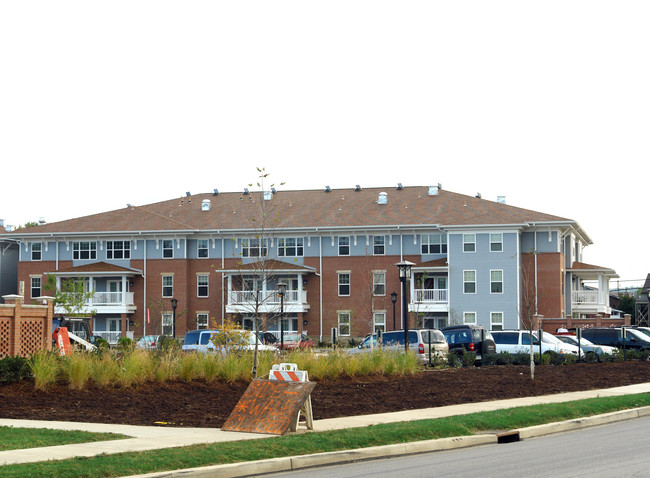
[143,237,147,336]
[319,235,323,342]
[533,224,538,316]
[221,237,225,327]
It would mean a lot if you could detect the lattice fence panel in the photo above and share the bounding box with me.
[0,319,10,357]
[20,319,46,356]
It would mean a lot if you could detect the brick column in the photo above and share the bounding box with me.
[595,314,603,326]
[3,295,23,356]
[40,296,55,352]
[624,314,632,326]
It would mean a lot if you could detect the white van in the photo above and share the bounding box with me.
[182,329,278,353]
[491,330,579,355]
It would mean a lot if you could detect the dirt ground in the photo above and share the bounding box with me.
[1,362,649,428]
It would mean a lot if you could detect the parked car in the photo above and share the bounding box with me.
[135,335,162,350]
[441,325,496,362]
[553,334,617,357]
[182,329,278,353]
[278,333,314,350]
[491,330,577,355]
[348,329,448,363]
[258,331,278,345]
[581,327,650,351]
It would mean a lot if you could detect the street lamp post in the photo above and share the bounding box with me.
[395,261,415,351]
[277,283,287,351]
[390,292,397,330]
[170,298,178,338]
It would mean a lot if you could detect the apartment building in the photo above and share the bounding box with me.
[0,185,618,343]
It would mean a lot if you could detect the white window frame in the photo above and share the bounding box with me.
[421,234,447,254]
[373,235,385,255]
[463,234,476,253]
[162,240,174,259]
[490,270,503,294]
[278,237,304,257]
[241,238,267,258]
[197,239,209,258]
[373,271,386,296]
[162,312,173,336]
[490,233,503,252]
[373,311,386,333]
[338,236,350,256]
[338,272,351,296]
[338,311,351,336]
[30,276,42,299]
[197,274,209,298]
[73,241,97,260]
[490,312,504,331]
[106,240,130,260]
[31,242,42,261]
[463,312,477,325]
[196,313,209,329]
[463,270,476,294]
[162,275,174,298]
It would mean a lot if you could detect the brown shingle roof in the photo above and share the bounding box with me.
[6,186,572,235]
[52,262,142,275]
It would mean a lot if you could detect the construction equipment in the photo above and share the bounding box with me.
[52,317,97,354]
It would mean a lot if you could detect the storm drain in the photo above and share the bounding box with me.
[497,430,520,444]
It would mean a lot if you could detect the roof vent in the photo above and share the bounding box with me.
[243,188,249,195]
[202,199,211,211]
[396,183,403,190]
[428,185,439,196]
[325,185,331,192]
[213,189,219,196]
[476,193,481,199]
[377,192,388,204]
[355,185,362,191]
[38,217,46,225]
[186,192,191,197]
[271,187,276,194]
[497,196,506,204]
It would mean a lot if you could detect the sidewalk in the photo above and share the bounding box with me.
[1,382,649,468]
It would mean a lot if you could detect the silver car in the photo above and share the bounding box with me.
[348,329,448,363]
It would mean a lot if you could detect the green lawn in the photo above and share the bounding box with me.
[1,393,649,478]
[0,426,128,451]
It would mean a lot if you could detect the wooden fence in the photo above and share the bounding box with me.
[0,295,54,357]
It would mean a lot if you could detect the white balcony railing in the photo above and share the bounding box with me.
[228,289,305,305]
[93,331,122,345]
[572,290,600,304]
[413,289,448,303]
[61,291,135,307]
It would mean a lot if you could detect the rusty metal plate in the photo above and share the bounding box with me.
[222,379,316,435]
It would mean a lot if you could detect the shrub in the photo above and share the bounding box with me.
[118,350,154,387]
[28,351,61,390]
[116,337,134,352]
[91,354,120,387]
[62,352,93,390]
[0,356,31,384]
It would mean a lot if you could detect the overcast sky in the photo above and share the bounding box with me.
[1,1,648,288]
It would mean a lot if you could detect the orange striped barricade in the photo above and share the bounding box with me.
[268,363,313,431]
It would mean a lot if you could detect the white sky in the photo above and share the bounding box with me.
[1,1,648,288]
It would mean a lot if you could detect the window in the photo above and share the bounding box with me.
[197,239,209,258]
[106,241,130,259]
[373,312,386,333]
[463,234,476,253]
[30,276,41,299]
[490,312,504,331]
[338,272,350,296]
[338,312,351,336]
[490,233,503,252]
[196,313,209,329]
[162,313,173,336]
[490,270,503,294]
[161,240,174,259]
[162,275,174,297]
[463,270,476,294]
[31,243,42,261]
[278,237,304,257]
[421,234,447,254]
[73,241,97,260]
[241,238,267,257]
[373,235,385,255]
[338,236,350,256]
[464,312,477,325]
[373,271,386,296]
[197,274,209,297]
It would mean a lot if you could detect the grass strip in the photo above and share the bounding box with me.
[2,393,649,478]
[0,427,128,452]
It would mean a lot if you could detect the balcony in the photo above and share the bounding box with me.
[410,288,449,313]
[56,291,137,315]
[571,289,611,315]
[227,289,310,314]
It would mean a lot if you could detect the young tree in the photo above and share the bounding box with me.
[520,251,538,380]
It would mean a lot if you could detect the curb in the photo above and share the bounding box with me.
[121,406,650,478]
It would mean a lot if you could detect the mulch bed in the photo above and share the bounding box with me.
[1,362,649,428]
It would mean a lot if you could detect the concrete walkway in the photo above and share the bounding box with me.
[1,382,649,468]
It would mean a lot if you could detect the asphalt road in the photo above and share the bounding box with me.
[262,416,650,478]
